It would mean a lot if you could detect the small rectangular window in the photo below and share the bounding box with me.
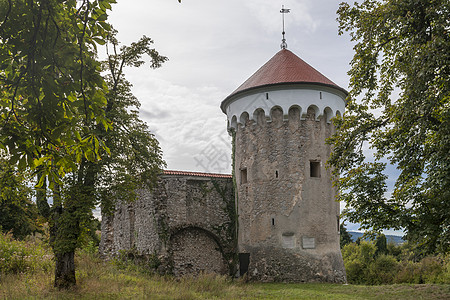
[310,161,321,178]
[240,168,247,184]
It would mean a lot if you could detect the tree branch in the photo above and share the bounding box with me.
[0,0,12,35]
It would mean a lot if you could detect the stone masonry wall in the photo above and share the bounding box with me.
[234,106,346,283]
[100,174,236,276]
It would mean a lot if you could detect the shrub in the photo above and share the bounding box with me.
[437,255,450,283]
[387,242,402,258]
[395,261,421,283]
[394,256,449,284]
[367,254,398,284]
[344,259,366,284]
[342,241,376,284]
[342,240,450,285]
[112,248,161,275]
[0,232,53,274]
[418,256,445,283]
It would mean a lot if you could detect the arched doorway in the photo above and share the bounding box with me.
[170,227,228,276]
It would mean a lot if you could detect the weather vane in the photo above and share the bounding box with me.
[280,5,291,49]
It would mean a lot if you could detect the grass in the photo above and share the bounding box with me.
[1,252,449,299]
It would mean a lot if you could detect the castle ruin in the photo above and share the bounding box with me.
[100,48,347,283]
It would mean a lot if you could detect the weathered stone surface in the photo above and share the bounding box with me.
[100,175,236,276]
[234,106,346,283]
[100,106,346,282]
[245,246,346,283]
[170,227,228,276]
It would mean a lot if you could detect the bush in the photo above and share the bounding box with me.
[344,259,366,284]
[387,242,402,258]
[418,256,446,283]
[112,248,161,275]
[0,232,53,274]
[342,240,450,285]
[367,254,398,284]
[395,260,421,283]
[438,255,450,283]
[342,241,377,284]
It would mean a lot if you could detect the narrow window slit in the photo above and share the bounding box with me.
[240,168,247,184]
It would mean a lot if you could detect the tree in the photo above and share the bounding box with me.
[1,0,166,288]
[340,222,353,248]
[1,0,115,288]
[329,0,450,254]
[97,31,167,213]
[56,31,167,269]
[375,234,388,257]
[0,158,41,239]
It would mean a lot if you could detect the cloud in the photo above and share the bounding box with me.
[106,0,355,176]
[139,108,171,120]
[244,0,318,35]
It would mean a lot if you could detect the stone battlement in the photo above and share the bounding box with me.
[225,86,345,131]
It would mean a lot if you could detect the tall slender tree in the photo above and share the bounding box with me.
[98,31,167,212]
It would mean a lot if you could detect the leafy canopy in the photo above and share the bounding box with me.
[0,157,41,239]
[329,0,450,254]
[99,31,167,214]
[0,0,168,288]
[0,0,115,187]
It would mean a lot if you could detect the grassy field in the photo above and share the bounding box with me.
[1,252,449,300]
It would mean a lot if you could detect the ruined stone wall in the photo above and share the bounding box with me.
[234,105,346,283]
[100,174,236,276]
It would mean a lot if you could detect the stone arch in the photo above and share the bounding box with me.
[336,110,342,117]
[270,106,284,124]
[253,108,267,126]
[324,107,333,124]
[230,115,238,130]
[239,111,250,127]
[304,104,321,121]
[288,105,302,122]
[169,226,228,277]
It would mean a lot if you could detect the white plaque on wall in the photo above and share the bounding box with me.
[302,236,315,249]
[282,234,296,249]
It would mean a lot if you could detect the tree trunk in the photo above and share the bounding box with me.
[51,181,77,289]
[54,251,76,288]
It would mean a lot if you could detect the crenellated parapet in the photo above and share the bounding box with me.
[224,85,346,131]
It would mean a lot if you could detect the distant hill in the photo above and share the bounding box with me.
[349,231,404,245]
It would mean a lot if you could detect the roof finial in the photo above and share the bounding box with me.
[280,5,290,49]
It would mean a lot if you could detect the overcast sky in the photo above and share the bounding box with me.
[106,1,401,235]
[107,0,353,174]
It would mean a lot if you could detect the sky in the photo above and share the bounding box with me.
[105,0,400,235]
[107,0,353,174]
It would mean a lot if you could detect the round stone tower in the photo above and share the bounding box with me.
[221,49,347,283]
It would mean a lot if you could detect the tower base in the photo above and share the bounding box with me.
[240,246,347,283]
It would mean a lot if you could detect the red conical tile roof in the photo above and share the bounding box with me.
[221,49,346,111]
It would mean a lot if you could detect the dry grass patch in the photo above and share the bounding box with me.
[1,251,449,299]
